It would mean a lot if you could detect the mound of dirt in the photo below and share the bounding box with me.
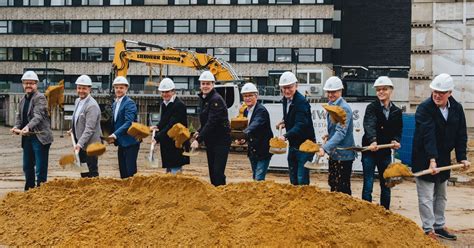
[0,175,440,247]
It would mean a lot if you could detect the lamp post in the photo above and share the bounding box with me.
[294,49,299,77]
[44,48,49,89]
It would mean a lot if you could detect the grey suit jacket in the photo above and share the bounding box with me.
[72,95,102,149]
[14,91,54,146]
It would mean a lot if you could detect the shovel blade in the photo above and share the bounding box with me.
[182,151,199,157]
[385,177,403,188]
[144,156,159,168]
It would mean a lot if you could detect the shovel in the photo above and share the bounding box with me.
[304,154,328,170]
[385,163,466,188]
[59,132,81,169]
[183,147,199,157]
[269,126,287,155]
[337,143,395,152]
[144,129,159,168]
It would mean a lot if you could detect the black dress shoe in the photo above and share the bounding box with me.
[80,172,90,178]
[435,228,457,240]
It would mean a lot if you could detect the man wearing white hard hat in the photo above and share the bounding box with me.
[11,71,53,190]
[412,73,470,240]
[318,76,355,195]
[108,76,140,179]
[70,74,102,178]
[153,78,190,174]
[239,82,273,181]
[191,71,231,186]
[276,71,315,185]
[361,76,402,209]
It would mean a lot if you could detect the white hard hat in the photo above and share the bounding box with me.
[279,71,297,86]
[430,73,454,92]
[75,75,92,86]
[323,76,344,91]
[158,78,175,91]
[241,82,258,94]
[373,76,394,88]
[199,71,216,82]
[21,71,39,82]
[113,76,129,86]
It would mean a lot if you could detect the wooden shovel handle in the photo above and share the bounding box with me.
[413,164,466,177]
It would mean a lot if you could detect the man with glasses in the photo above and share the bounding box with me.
[361,76,402,209]
[239,82,273,181]
[317,76,355,195]
[276,71,315,185]
[11,71,53,190]
[412,73,470,241]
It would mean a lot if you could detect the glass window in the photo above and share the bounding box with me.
[144,0,167,4]
[172,77,190,89]
[236,48,257,62]
[0,0,14,6]
[237,0,258,4]
[207,20,214,33]
[299,20,315,33]
[0,21,12,33]
[82,20,103,33]
[108,48,115,61]
[300,0,323,3]
[174,20,196,33]
[315,48,322,62]
[145,20,167,33]
[175,0,196,4]
[81,0,103,5]
[23,0,44,5]
[214,48,229,62]
[23,21,45,34]
[237,20,258,33]
[268,48,291,62]
[316,19,323,33]
[50,21,71,33]
[49,48,64,61]
[110,20,131,33]
[81,48,102,61]
[23,48,45,61]
[50,0,72,5]
[214,20,230,33]
[268,0,291,4]
[110,0,131,5]
[298,48,314,62]
[208,0,230,4]
[0,48,13,61]
[268,19,292,33]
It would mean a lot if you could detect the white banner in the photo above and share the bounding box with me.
[264,102,369,172]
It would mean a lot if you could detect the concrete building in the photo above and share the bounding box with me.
[410,0,474,126]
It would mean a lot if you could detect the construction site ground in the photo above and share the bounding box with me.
[0,126,473,246]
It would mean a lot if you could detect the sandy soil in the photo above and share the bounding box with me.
[0,127,473,246]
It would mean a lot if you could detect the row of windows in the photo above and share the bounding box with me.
[0,47,330,63]
[0,19,331,34]
[0,0,329,6]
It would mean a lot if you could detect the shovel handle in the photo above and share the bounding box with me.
[69,132,81,167]
[413,164,466,177]
[360,143,396,152]
[149,129,156,160]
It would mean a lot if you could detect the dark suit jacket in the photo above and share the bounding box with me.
[243,102,273,160]
[282,91,315,148]
[412,96,467,183]
[14,91,53,146]
[112,95,139,147]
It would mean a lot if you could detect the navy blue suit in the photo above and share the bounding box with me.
[282,91,315,185]
[112,95,140,179]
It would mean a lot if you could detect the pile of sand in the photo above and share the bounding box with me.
[0,175,440,247]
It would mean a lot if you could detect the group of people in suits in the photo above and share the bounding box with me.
[10,69,470,241]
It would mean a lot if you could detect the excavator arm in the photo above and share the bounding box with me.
[112,40,240,82]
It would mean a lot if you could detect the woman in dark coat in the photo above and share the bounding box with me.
[154,78,189,174]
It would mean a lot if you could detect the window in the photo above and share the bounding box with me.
[109,20,131,33]
[236,48,257,62]
[144,0,167,4]
[268,48,291,62]
[268,0,291,4]
[174,20,196,33]
[49,48,71,61]
[110,0,131,5]
[175,0,197,4]
[0,21,12,33]
[50,21,71,33]
[268,19,292,33]
[50,0,72,5]
[82,20,103,33]
[208,0,230,4]
[237,20,258,33]
[81,48,102,61]
[145,20,167,33]
[299,20,315,33]
[297,48,323,62]
[207,20,230,33]
[0,0,14,6]
[300,0,323,3]
[108,48,115,61]
[208,48,230,62]
[0,48,13,61]
[23,0,44,5]
[23,21,45,34]
[22,48,45,61]
[237,0,258,4]
[296,70,323,84]
[172,77,190,89]
[81,0,103,5]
